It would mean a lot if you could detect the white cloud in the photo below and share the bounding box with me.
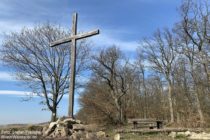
[0,18,138,52]
[0,90,32,96]
[0,21,24,33]
[0,90,79,99]
[0,21,33,51]
[92,33,138,51]
[0,71,17,82]
[0,21,33,44]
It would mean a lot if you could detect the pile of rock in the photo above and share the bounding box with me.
[169,131,210,140]
[42,117,109,140]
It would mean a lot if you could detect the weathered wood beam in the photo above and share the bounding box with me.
[75,29,99,40]
[69,12,77,118]
[50,29,99,47]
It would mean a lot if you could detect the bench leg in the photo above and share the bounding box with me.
[133,122,138,129]
[134,124,137,129]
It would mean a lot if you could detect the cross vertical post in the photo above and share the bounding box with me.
[69,13,77,118]
[50,13,99,119]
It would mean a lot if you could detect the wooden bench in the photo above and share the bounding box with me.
[128,118,163,129]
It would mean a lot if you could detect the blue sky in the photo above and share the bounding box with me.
[0,0,182,125]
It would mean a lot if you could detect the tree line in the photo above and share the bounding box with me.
[77,0,210,127]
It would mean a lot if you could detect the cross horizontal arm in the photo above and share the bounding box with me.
[76,29,99,42]
[50,29,99,47]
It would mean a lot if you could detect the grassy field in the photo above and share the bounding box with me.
[105,128,185,140]
[0,124,199,140]
[121,133,186,140]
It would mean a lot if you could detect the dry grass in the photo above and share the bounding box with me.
[0,123,46,131]
[121,133,186,140]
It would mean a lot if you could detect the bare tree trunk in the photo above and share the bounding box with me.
[114,98,122,123]
[143,74,148,119]
[194,88,205,125]
[120,105,123,124]
[200,51,210,91]
[168,83,174,123]
[190,64,205,124]
[144,96,147,119]
[51,109,57,122]
[177,112,180,124]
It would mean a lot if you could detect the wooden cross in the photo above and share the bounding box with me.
[50,13,100,118]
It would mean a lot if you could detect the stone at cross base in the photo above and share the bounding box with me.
[42,117,109,140]
[50,12,100,118]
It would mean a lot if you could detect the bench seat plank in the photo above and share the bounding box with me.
[127,118,164,129]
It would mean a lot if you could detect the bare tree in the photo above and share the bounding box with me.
[175,28,205,124]
[77,0,210,127]
[1,24,90,122]
[135,52,149,118]
[180,0,210,85]
[141,29,177,123]
[78,78,118,124]
[91,46,132,124]
[174,0,210,124]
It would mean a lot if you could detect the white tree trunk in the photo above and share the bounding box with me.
[194,88,205,124]
[168,83,174,123]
